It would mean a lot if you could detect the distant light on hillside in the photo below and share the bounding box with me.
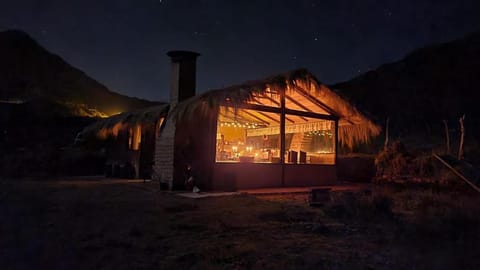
[109,111,123,117]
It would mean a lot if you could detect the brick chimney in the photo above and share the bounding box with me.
[167,50,200,106]
[153,51,200,190]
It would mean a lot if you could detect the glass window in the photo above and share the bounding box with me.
[285,117,335,165]
[215,106,336,165]
[216,106,281,163]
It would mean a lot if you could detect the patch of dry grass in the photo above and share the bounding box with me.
[1,179,480,269]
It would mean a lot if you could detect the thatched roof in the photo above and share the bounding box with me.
[78,69,380,148]
[171,69,381,148]
[77,104,169,142]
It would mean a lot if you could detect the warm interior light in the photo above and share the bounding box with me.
[215,106,335,164]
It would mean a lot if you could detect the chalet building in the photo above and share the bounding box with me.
[78,51,380,191]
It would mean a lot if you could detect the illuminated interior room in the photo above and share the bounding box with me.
[79,51,380,191]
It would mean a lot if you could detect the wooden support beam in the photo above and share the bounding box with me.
[258,92,281,106]
[240,110,271,125]
[294,86,339,117]
[285,116,295,123]
[285,108,337,121]
[298,116,309,122]
[280,86,286,186]
[219,102,338,123]
[218,111,256,125]
[249,97,293,123]
[246,110,280,124]
[227,103,338,121]
[285,94,313,112]
[250,97,267,106]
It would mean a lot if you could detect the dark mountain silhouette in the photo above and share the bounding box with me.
[333,31,480,145]
[0,30,159,117]
[0,30,162,177]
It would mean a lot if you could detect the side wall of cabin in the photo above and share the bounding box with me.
[211,163,337,190]
[104,122,157,179]
[171,108,218,190]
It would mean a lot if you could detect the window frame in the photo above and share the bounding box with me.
[215,95,339,165]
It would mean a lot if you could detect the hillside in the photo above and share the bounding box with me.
[333,31,480,138]
[0,30,159,117]
[0,30,162,177]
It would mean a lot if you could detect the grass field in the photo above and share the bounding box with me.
[1,179,479,269]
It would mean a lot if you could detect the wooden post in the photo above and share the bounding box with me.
[458,114,465,160]
[443,120,450,155]
[384,117,390,150]
[334,119,339,165]
[433,154,480,193]
[280,86,286,187]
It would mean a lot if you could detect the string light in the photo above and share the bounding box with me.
[219,121,259,129]
[307,130,333,136]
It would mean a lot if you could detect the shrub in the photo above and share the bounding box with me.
[412,155,435,177]
[375,140,436,182]
[375,141,411,180]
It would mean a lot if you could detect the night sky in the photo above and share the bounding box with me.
[1,0,480,102]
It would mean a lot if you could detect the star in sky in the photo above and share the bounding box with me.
[0,0,479,102]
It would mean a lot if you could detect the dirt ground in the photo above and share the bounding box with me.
[1,179,480,270]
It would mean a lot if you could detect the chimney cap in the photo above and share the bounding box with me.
[167,50,200,61]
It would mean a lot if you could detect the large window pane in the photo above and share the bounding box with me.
[216,106,280,163]
[215,106,336,165]
[285,117,335,164]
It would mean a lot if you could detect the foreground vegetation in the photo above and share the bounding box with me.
[1,179,479,269]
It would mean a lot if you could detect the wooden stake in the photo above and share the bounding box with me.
[458,114,465,160]
[443,120,450,155]
[433,154,480,193]
[384,117,390,150]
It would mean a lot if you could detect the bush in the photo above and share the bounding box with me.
[375,141,411,179]
[412,155,435,177]
[375,140,436,182]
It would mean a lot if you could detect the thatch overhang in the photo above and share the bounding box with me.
[76,104,169,143]
[170,69,381,149]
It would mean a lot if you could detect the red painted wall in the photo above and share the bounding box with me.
[284,164,337,186]
[212,163,282,190]
[212,163,337,191]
